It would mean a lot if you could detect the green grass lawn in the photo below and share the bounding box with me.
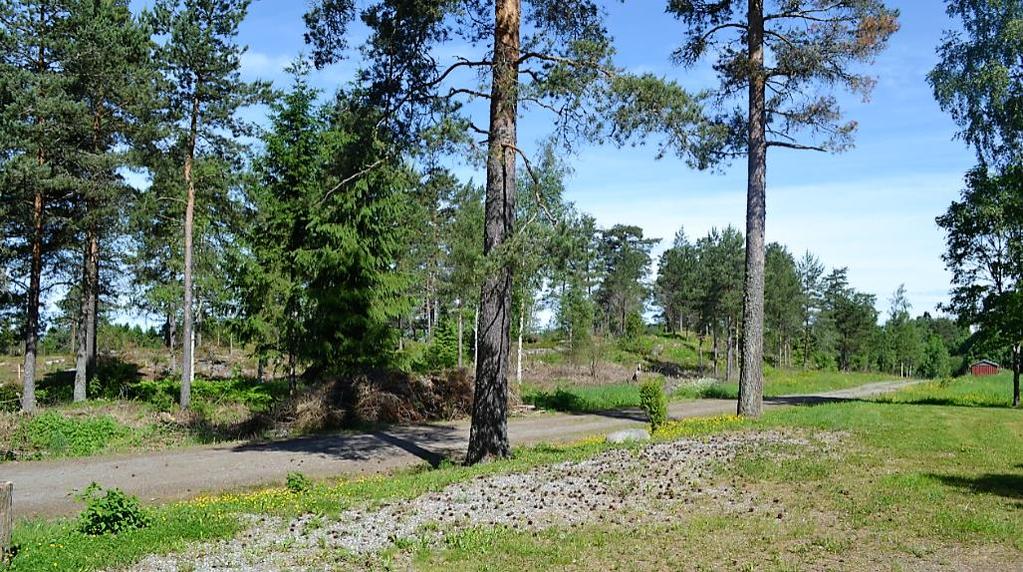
[689,368,895,399]
[519,383,648,413]
[875,371,1017,408]
[523,368,893,414]
[417,387,1023,570]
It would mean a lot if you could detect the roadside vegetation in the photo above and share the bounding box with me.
[4,375,1022,571]
[0,326,904,463]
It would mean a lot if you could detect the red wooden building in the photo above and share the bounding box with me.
[970,360,1000,377]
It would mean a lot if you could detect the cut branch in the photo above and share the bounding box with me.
[503,143,558,224]
[767,140,827,152]
[318,158,386,205]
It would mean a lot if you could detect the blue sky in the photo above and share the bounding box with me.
[133,0,974,318]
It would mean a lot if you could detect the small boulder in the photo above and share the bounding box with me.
[606,429,651,444]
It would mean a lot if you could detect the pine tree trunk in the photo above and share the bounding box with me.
[697,334,704,372]
[713,328,719,378]
[738,0,767,418]
[181,94,200,410]
[168,312,177,372]
[802,321,810,369]
[288,351,297,395]
[726,325,734,381]
[74,250,89,403]
[21,187,44,413]
[466,0,520,466]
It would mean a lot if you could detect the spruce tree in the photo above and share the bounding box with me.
[239,62,323,391]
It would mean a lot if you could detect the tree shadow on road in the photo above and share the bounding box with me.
[228,423,465,467]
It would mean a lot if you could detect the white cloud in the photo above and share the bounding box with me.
[239,51,295,81]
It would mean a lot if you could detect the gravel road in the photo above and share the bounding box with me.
[0,380,912,519]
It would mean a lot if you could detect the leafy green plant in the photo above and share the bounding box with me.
[17,412,131,457]
[286,472,311,493]
[76,483,152,535]
[0,384,19,413]
[639,379,668,431]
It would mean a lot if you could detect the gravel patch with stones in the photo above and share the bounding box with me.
[130,430,841,572]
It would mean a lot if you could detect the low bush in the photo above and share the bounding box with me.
[639,379,668,431]
[76,483,152,535]
[16,411,131,457]
[129,377,288,413]
[286,472,311,493]
[522,384,641,413]
[0,384,19,413]
[616,334,655,359]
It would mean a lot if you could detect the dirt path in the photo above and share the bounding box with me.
[0,380,912,519]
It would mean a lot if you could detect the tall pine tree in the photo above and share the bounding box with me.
[65,0,153,401]
[0,0,81,412]
[668,0,898,416]
[149,0,266,408]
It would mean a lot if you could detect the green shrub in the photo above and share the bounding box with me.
[423,318,460,371]
[624,312,646,339]
[522,384,641,413]
[617,333,655,358]
[286,472,311,493]
[76,483,152,535]
[129,377,288,413]
[0,384,19,413]
[18,412,131,456]
[639,379,668,431]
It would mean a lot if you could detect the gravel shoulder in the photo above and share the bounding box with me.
[131,430,840,571]
[2,380,913,519]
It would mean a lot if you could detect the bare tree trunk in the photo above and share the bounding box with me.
[466,0,520,465]
[697,334,704,372]
[738,0,767,418]
[21,187,44,413]
[74,232,98,402]
[516,297,525,385]
[1013,344,1020,408]
[473,303,479,371]
[288,351,297,395]
[181,94,200,410]
[726,325,734,381]
[168,312,177,372]
[802,321,810,369]
[457,305,464,368]
[425,297,433,339]
[713,327,719,378]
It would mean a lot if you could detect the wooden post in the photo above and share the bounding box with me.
[1,481,12,561]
